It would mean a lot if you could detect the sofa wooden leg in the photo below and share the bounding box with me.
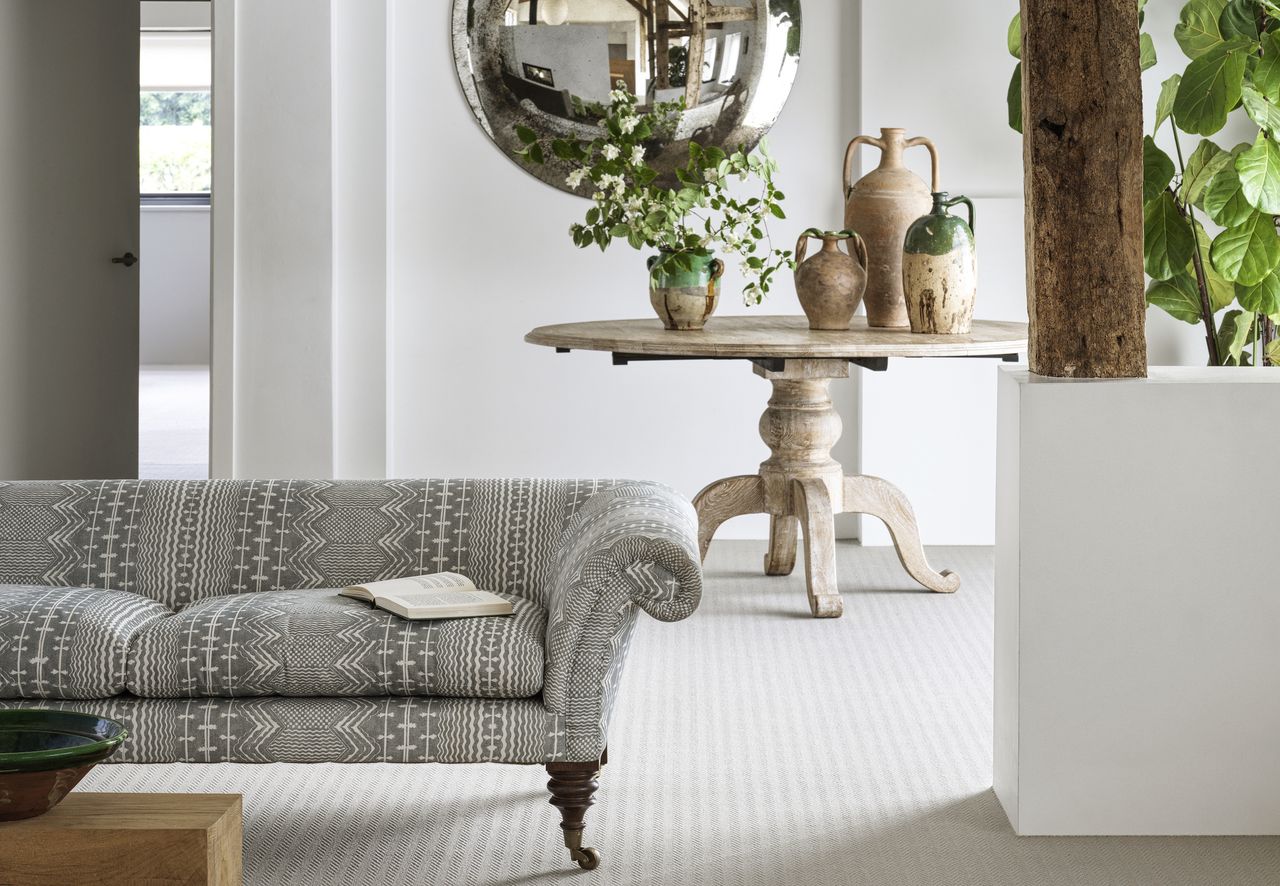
[546,761,602,871]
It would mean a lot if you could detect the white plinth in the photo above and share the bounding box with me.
[995,366,1280,835]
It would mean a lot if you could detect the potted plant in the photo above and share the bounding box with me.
[1006,0,1280,366]
[516,86,794,330]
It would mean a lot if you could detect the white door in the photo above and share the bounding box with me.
[0,0,140,479]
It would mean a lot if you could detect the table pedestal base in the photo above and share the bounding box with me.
[692,359,959,618]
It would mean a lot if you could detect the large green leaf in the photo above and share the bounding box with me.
[1236,268,1280,313]
[1175,0,1229,58]
[1241,83,1280,135]
[1143,136,1175,204]
[1146,273,1204,324]
[1210,211,1280,284]
[1236,132,1280,213]
[1180,139,1231,206]
[1008,13,1021,60]
[1219,0,1259,41]
[1008,63,1022,134]
[1216,309,1257,364]
[1144,191,1197,280]
[1268,337,1280,364]
[1140,33,1158,71]
[1155,75,1182,135]
[1189,219,1239,310]
[1174,39,1249,136]
[1204,163,1256,226]
[1254,31,1280,102]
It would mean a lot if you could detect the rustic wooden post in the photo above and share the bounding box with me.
[1020,0,1147,378]
[656,0,671,88]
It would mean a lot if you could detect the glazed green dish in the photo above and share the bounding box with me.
[0,710,126,820]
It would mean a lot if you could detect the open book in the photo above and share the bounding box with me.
[339,572,513,620]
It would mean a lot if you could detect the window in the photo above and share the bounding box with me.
[140,30,211,204]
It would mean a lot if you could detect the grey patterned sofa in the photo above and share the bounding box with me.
[0,478,702,870]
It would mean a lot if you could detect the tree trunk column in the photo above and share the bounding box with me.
[1021,0,1147,378]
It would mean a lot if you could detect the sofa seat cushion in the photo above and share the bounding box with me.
[0,585,171,699]
[127,590,547,700]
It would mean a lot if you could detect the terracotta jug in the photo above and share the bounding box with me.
[793,229,868,331]
[842,128,940,328]
[903,192,977,335]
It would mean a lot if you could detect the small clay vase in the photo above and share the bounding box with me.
[903,192,977,335]
[843,128,940,328]
[648,251,724,331]
[793,229,868,331]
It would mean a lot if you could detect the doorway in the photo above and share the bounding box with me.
[138,0,211,479]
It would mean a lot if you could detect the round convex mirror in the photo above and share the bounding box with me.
[452,0,801,196]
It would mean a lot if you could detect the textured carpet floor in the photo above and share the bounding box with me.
[83,543,1280,885]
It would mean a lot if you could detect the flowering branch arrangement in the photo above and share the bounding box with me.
[516,86,794,304]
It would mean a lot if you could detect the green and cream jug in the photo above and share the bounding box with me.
[902,192,977,335]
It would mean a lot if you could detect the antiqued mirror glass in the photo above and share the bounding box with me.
[452,0,801,196]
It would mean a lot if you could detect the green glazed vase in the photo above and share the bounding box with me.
[648,251,724,331]
[902,192,977,335]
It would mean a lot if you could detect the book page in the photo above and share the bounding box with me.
[395,590,503,607]
[345,572,475,598]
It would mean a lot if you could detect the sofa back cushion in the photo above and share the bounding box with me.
[0,479,614,609]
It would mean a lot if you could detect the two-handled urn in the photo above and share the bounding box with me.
[793,229,868,331]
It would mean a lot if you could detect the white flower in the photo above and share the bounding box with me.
[566,168,587,189]
[602,144,621,161]
[598,173,622,191]
[630,145,646,165]
[618,116,639,135]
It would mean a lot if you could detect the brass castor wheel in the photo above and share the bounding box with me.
[570,846,600,871]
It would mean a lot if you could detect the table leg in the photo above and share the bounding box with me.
[792,478,842,618]
[763,514,799,576]
[692,475,765,562]
[843,475,961,594]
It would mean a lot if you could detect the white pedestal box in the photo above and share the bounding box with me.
[995,367,1280,836]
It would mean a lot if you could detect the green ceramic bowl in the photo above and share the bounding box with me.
[0,710,126,820]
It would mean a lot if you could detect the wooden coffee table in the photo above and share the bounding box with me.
[0,792,243,885]
[526,316,1028,618]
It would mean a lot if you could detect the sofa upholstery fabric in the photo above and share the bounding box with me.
[0,478,703,763]
[0,696,563,763]
[0,585,170,699]
[127,589,546,700]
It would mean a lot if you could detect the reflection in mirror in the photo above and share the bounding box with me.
[453,0,801,196]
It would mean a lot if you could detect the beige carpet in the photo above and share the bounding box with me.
[83,542,1280,885]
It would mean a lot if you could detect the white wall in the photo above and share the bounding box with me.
[231,0,335,477]
[386,0,859,538]
[140,206,210,364]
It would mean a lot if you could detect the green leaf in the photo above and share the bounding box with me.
[1180,139,1231,206]
[1175,0,1229,58]
[1210,211,1280,284]
[1236,268,1280,313]
[1008,63,1023,134]
[1140,33,1158,71]
[1155,74,1182,135]
[1007,13,1021,59]
[1144,136,1175,204]
[1144,191,1197,280]
[769,203,786,220]
[1236,132,1280,212]
[1253,31,1280,101]
[1174,39,1249,135]
[1219,0,1259,41]
[1216,309,1256,364]
[1203,163,1255,226]
[515,125,538,145]
[1189,219,1239,310]
[1268,337,1280,364]
[1146,274,1205,324]
[1241,83,1280,135]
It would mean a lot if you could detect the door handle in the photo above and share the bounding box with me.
[111,252,138,267]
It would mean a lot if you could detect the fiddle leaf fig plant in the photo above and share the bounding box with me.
[1008,0,1280,366]
[515,85,794,305]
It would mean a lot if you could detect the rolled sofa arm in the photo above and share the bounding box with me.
[542,481,703,761]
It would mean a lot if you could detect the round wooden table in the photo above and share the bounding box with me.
[526,316,1029,618]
